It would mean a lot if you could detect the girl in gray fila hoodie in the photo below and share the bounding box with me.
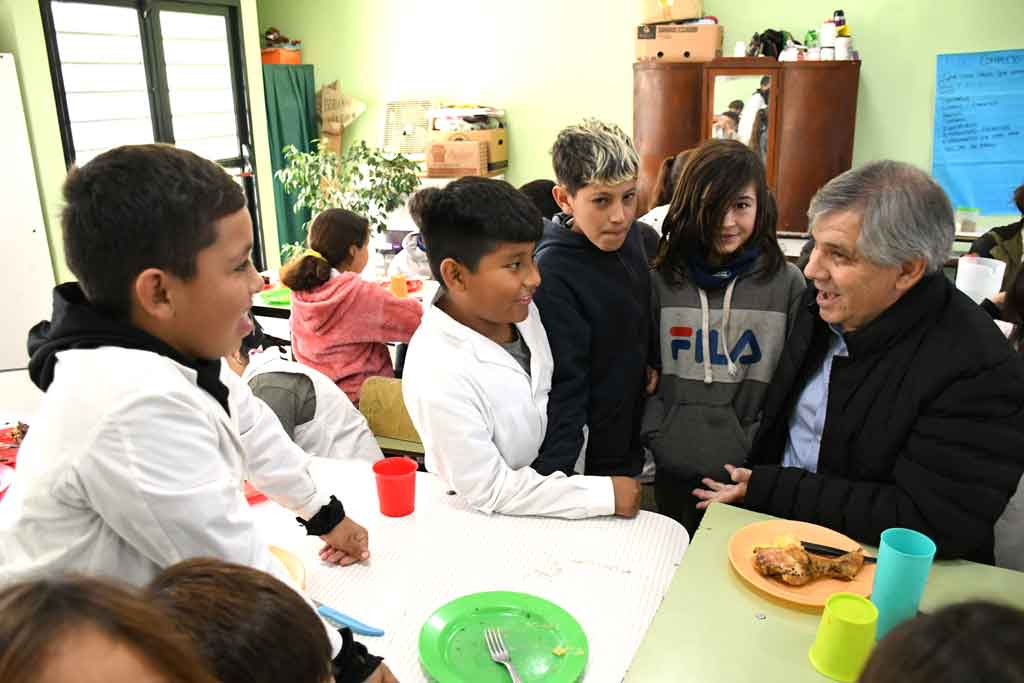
[642,140,805,535]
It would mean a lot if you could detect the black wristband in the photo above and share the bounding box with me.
[331,627,384,683]
[296,495,346,536]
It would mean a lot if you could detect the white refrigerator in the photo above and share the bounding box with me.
[0,53,56,371]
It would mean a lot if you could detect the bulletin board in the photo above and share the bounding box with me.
[932,49,1024,214]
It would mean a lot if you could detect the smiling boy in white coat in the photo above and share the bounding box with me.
[401,177,641,519]
[0,145,396,682]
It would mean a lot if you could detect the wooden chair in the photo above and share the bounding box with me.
[358,376,424,466]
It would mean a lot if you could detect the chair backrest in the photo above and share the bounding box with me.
[358,376,421,443]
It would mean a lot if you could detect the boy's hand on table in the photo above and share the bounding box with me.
[319,517,370,565]
[611,476,641,518]
[364,663,398,683]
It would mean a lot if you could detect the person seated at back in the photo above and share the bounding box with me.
[692,161,1024,563]
[283,208,423,405]
[401,177,640,518]
[519,179,561,219]
[531,119,655,481]
[0,575,215,683]
[227,318,383,462]
[969,182,1024,293]
[980,257,1024,353]
[147,558,396,683]
[637,149,693,236]
[387,193,433,281]
[859,601,1024,683]
[712,111,740,140]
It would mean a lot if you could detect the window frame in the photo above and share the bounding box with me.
[39,0,267,270]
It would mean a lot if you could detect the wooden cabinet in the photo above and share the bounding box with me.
[634,58,861,232]
[633,62,703,213]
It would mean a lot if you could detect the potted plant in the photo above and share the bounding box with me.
[275,139,421,260]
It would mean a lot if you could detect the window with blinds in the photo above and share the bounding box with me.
[41,0,266,269]
[51,2,154,165]
[160,10,239,162]
[44,0,245,167]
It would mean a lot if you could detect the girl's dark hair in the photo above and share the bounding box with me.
[655,139,783,286]
[147,558,332,683]
[1015,182,1024,215]
[859,601,1024,683]
[279,208,370,291]
[648,149,693,213]
[62,144,246,319]
[414,176,543,284]
[0,576,215,683]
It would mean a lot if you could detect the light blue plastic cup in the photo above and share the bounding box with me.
[870,528,936,639]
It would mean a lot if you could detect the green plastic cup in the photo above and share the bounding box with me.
[808,592,879,682]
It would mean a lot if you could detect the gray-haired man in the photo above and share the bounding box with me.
[693,160,1024,564]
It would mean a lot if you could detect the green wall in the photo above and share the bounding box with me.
[0,0,68,280]
[0,0,282,281]
[255,0,638,189]
[714,0,1024,228]
[256,0,1023,229]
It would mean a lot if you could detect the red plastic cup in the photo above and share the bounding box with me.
[372,457,417,517]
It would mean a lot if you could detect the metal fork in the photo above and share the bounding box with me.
[484,627,522,683]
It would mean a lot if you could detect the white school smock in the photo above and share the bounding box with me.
[243,348,382,463]
[401,300,614,518]
[0,346,333,586]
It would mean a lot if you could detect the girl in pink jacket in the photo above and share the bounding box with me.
[281,209,423,404]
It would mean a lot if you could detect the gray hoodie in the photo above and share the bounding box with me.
[642,257,805,480]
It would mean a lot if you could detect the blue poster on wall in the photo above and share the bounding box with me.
[932,49,1024,215]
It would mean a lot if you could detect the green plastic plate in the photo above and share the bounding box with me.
[258,286,291,307]
[419,591,587,683]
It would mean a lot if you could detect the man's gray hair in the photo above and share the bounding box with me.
[808,160,954,274]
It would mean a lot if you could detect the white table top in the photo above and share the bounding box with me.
[251,458,689,682]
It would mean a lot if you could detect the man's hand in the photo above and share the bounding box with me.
[611,476,641,518]
[692,464,751,510]
[319,516,370,565]
[991,291,1007,310]
[645,366,660,395]
[363,662,398,683]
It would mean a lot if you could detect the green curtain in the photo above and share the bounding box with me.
[262,64,317,249]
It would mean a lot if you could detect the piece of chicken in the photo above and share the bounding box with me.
[753,543,865,586]
[753,545,816,585]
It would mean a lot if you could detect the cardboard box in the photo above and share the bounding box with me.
[639,0,703,24]
[261,47,301,65]
[429,126,508,172]
[320,131,342,155]
[635,23,723,62]
[426,140,488,178]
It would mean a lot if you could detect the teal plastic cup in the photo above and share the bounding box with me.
[870,528,936,639]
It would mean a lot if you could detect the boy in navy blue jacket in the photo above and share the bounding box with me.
[532,119,655,479]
